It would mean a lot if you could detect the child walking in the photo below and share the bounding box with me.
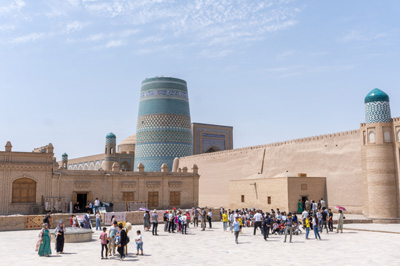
[135,230,143,255]
[100,227,109,259]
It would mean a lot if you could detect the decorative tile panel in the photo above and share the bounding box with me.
[365,101,391,124]
[140,89,188,101]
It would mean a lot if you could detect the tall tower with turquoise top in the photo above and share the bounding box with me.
[365,88,392,124]
[134,77,193,172]
[361,88,398,219]
[104,132,117,171]
[61,153,68,169]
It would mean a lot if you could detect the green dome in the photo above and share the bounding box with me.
[106,132,116,139]
[365,88,389,103]
[62,153,68,156]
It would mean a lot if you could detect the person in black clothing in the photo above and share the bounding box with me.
[117,223,127,260]
[73,202,80,213]
[163,212,169,232]
[328,209,334,231]
[262,213,271,241]
[43,211,51,226]
[321,208,329,233]
[55,221,65,254]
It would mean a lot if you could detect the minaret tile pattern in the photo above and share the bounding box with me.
[134,77,193,171]
[365,88,391,124]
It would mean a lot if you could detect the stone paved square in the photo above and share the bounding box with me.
[2,222,399,266]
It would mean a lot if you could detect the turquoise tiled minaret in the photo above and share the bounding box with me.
[134,77,193,172]
[61,153,68,169]
[104,132,117,170]
[365,88,391,124]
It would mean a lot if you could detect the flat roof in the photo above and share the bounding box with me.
[192,122,233,129]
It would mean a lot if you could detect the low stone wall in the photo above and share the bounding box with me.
[0,209,223,231]
[0,215,26,231]
[0,213,73,231]
[51,228,93,243]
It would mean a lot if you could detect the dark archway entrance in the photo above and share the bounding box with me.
[205,145,220,153]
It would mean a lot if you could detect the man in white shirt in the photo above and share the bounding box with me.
[94,198,100,214]
[253,210,262,235]
[320,198,326,209]
[301,209,309,228]
[168,211,175,233]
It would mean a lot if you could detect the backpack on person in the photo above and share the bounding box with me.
[115,235,120,245]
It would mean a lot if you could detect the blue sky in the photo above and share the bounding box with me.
[0,0,399,159]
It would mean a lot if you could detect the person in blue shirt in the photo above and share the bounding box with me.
[293,214,298,223]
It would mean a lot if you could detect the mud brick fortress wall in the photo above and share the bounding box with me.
[180,129,363,212]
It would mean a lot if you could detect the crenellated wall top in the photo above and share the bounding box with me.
[180,128,360,160]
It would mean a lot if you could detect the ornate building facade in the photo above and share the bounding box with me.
[0,136,199,215]
[192,123,233,154]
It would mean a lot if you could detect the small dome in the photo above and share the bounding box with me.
[106,132,116,139]
[365,88,389,103]
[62,153,68,157]
[120,134,136,145]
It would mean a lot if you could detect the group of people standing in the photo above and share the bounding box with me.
[159,207,213,234]
[103,215,144,261]
[100,222,129,260]
[36,220,65,257]
[225,203,345,244]
[226,209,302,243]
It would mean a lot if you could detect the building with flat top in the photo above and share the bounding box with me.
[229,172,326,212]
[0,136,199,215]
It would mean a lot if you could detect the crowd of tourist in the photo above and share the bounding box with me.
[36,197,346,259]
[221,197,345,244]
